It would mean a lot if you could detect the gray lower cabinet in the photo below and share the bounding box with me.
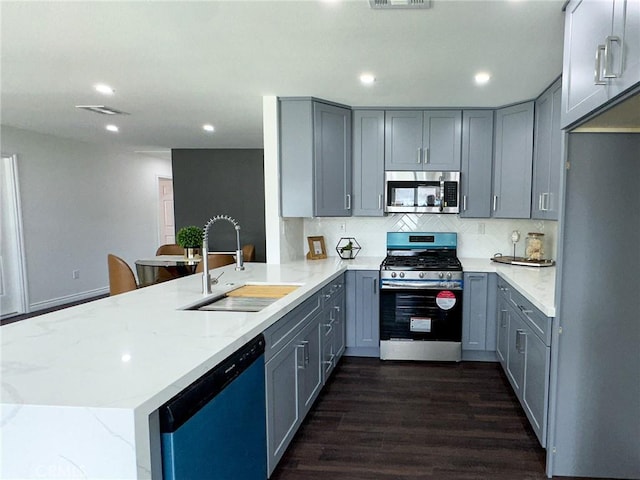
[492,102,534,219]
[496,277,551,448]
[345,270,380,358]
[384,110,462,171]
[532,78,563,220]
[264,275,346,476]
[352,110,385,216]
[280,97,352,217]
[460,110,494,218]
[321,276,346,381]
[461,272,497,361]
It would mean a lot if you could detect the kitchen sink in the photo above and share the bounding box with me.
[182,283,300,312]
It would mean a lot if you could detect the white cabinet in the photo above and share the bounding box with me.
[562,0,640,128]
[532,78,563,220]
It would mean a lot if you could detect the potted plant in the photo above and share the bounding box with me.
[176,225,203,259]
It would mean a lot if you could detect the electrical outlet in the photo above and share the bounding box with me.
[72,270,80,279]
[477,223,485,235]
[339,222,346,233]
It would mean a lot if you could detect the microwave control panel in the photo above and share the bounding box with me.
[443,182,458,207]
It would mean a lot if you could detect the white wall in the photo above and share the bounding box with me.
[1,125,172,311]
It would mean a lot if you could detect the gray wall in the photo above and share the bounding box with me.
[171,149,266,262]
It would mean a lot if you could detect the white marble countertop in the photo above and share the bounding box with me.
[0,255,554,479]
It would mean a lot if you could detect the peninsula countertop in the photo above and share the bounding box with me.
[1,256,555,479]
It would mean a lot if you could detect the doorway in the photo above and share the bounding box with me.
[1,154,28,319]
[158,177,175,245]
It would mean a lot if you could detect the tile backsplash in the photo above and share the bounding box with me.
[302,215,558,260]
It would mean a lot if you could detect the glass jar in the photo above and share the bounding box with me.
[525,232,545,261]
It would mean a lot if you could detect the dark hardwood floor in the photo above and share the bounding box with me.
[271,357,596,480]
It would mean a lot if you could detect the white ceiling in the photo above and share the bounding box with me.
[1,0,565,152]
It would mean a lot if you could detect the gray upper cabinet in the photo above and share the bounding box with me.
[562,0,640,128]
[352,110,385,216]
[385,110,462,171]
[280,98,352,217]
[460,110,494,218]
[492,102,534,218]
[532,78,563,220]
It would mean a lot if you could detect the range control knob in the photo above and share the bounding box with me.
[446,272,452,280]
[391,272,397,278]
[438,272,444,279]
[419,272,425,279]
[399,272,405,278]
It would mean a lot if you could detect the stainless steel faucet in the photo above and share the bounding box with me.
[202,215,244,294]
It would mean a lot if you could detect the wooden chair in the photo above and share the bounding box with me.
[107,254,138,296]
[155,243,184,255]
[195,254,235,273]
[155,244,185,282]
[242,244,255,262]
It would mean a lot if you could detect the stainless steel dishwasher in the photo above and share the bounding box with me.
[159,334,266,480]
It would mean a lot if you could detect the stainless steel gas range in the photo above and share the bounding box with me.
[379,232,463,362]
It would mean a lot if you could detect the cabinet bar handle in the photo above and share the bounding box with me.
[373,279,377,294]
[345,194,351,210]
[516,330,526,354]
[603,35,622,78]
[378,194,383,210]
[462,195,467,212]
[594,44,607,85]
[492,195,498,211]
[296,343,306,369]
[417,148,422,164]
[425,148,430,164]
[538,194,543,211]
[500,310,507,328]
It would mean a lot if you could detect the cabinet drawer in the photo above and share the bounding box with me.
[497,277,551,346]
[321,274,345,307]
[263,292,321,362]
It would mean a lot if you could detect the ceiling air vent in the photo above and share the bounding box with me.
[369,0,432,9]
[75,105,129,115]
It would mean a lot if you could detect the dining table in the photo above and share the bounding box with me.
[135,255,201,287]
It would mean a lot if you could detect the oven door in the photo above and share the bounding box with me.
[379,286,463,361]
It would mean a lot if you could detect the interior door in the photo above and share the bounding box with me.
[1,155,27,318]
[158,177,175,244]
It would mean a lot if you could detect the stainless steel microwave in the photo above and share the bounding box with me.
[384,171,460,214]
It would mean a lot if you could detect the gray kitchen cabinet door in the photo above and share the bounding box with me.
[496,294,509,368]
[492,102,534,219]
[562,0,640,128]
[265,341,300,474]
[460,110,494,218]
[532,78,562,220]
[345,270,380,357]
[462,273,489,351]
[352,110,385,216]
[298,314,323,418]
[384,110,424,170]
[280,98,351,217]
[314,102,352,216]
[422,110,462,171]
[522,326,550,447]
[506,304,526,396]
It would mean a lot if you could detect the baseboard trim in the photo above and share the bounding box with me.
[29,287,110,312]
[344,346,380,358]
[462,350,498,362]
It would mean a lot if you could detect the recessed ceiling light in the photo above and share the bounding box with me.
[360,73,376,85]
[105,124,119,132]
[94,84,115,95]
[203,124,215,133]
[474,72,491,85]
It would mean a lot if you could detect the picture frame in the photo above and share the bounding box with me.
[306,236,327,260]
